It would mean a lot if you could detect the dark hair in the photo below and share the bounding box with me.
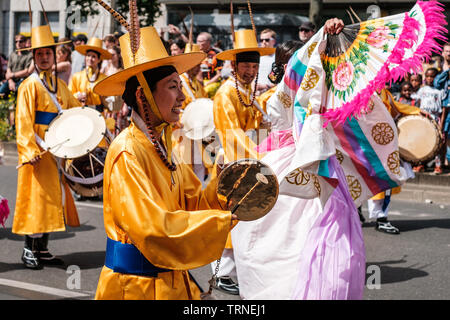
[74,34,88,44]
[400,81,412,90]
[171,38,186,51]
[269,40,305,84]
[122,65,177,114]
[111,45,124,69]
[104,35,116,43]
[425,67,438,76]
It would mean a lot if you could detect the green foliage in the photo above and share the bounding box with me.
[0,93,16,141]
[69,0,162,27]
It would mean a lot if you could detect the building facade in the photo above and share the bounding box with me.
[1,0,449,56]
[0,0,115,57]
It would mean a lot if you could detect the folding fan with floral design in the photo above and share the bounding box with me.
[320,0,447,124]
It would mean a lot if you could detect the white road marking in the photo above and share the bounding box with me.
[388,210,434,218]
[0,278,91,298]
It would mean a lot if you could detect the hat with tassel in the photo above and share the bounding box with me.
[93,0,206,97]
[18,0,71,52]
[75,19,112,60]
[216,0,275,61]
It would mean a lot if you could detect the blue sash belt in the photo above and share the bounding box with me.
[35,111,58,125]
[105,237,171,277]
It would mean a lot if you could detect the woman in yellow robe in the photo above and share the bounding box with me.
[69,37,110,111]
[93,25,234,300]
[13,24,81,269]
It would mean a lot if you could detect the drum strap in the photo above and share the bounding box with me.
[30,72,63,113]
[180,74,196,101]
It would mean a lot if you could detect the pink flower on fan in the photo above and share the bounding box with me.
[367,26,390,48]
[332,61,354,91]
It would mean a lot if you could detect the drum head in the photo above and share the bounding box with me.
[397,115,440,163]
[45,107,106,159]
[217,159,279,221]
[181,98,215,140]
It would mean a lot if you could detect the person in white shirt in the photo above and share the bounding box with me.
[256,29,276,95]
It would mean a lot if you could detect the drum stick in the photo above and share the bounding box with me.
[16,138,70,169]
[231,173,268,214]
[225,165,251,207]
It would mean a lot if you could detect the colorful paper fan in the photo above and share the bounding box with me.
[321,0,447,125]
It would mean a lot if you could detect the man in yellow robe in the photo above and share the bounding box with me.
[211,29,275,295]
[93,24,235,300]
[13,24,81,269]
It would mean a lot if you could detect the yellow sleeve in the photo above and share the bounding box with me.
[380,89,421,116]
[15,81,41,164]
[181,162,225,210]
[68,73,78,94]
[59,79,81,109]
[108,151,231,270]
[213,91,260,161]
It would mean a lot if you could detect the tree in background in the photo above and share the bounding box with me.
[68,0,162,29]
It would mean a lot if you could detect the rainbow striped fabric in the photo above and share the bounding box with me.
[268,1,446,207]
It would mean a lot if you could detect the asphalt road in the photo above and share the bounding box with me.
[0,163,449,300]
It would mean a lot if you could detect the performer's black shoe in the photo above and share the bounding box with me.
[22,248,42,269]
[37,234,65,266]
[38,251,65,265]
[22,236,42,270]
[214,276,240,295]
[376,218,400,234]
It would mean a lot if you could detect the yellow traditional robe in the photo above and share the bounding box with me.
[95,118,231,300]
[371,89,421,200]
[13,75,81,235]
[213,78,267,163]
[68,68,107,106]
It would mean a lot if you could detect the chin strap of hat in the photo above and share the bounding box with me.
[136,72,174,169]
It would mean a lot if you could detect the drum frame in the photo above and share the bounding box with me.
[62,147,107,198]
